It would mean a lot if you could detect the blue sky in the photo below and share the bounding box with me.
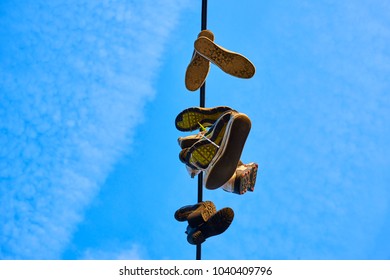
[1,0,389,260]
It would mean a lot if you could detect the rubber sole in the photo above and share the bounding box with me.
[233,162,258,194]
[187,207,234,245]
[175,106,233,132]
[204,113,251,189]
[234,167,252,195]
[194,36,255,79]
[185,30,215,91]
[246,162,258,192]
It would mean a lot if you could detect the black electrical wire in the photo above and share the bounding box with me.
[196,0,207,261]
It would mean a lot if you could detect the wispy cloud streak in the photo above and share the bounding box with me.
[0,0,188,259]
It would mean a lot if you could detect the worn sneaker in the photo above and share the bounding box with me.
[186,207,234,245]
[174,201,216,228]
[222,162,258,194]
[178,131,206,149]
[245,162,258,192]
[203,113,251,190]
[185,30,215,91]
[194,36,255,79]
[185,111,234,170]
[175,106,234,132]
[178,148,201,178]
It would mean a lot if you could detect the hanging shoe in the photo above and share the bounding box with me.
[185,30,215,91]
[174,201,216,228]
[175,106,234,132]
[185,111,234,170]
[194,36,255,79]
[186,207,234,245]
[188,112,251,189]
[222,162,258,194]
[178,131,206,149]
[179,148,202,178]
[245,162,258,192]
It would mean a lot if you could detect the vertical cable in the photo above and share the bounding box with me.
[196,0,208,261]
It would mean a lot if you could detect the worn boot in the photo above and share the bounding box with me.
[174,201,216,228]
[186,207,234,245]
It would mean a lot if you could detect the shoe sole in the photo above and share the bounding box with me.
[234,167,252,195]
[194,36,255,79]
[234,162,258,194]
[204,113,251,189]
[185,30,215,91]
[175,106,233,132]
[188,207,234,245]
[246,162,258,192]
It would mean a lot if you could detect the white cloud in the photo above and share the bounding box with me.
[0,0,189,259]
[81,243,145,260]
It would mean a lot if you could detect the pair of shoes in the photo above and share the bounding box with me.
[177,110,258,193]
[222,162,259,195]
[174,201,234,245]
[185,30,256,91]
[176,106,251,190]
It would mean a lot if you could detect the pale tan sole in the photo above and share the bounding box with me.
[185,30,215,91]
[194,36,255,79]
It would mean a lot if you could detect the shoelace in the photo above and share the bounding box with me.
[198,122,220,149]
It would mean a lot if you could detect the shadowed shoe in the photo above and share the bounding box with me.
[194,36,255,79]
[175,106,234,132]
[203,113,251,189]
[174,201,216,228]
[185,30,215,91]
[186,207,234,245]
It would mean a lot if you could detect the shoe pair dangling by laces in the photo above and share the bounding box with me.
[175,106,258,195]
[185,29,256,91]
[174,201,234,245]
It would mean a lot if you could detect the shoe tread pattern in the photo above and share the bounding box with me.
[195,36,255,79]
